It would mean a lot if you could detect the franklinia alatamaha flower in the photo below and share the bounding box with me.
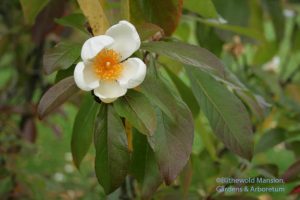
[74,20,146,103]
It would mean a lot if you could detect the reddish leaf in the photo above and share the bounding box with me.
[31,0,67,44]
[37,76,79,119]
[141,75,194,184]
[130,0,183,36]
[281,159,300,182]
[21,119,37,143]
[290,185,300,195]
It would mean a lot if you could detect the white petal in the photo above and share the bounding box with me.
[81,35,114,61]
[118,58,146,89]
[105,20,141,60]
[93,81,127,103]
[74,62,100,91]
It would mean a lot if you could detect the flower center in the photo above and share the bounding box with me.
[93,49,123,80]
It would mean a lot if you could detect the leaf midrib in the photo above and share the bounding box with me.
[194,76,242,147]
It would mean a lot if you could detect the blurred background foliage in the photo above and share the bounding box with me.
[1,0,300,199]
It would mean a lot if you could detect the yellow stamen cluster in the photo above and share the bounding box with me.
[93,49,123,80]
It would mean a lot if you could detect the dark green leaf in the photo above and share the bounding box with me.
[184,0,218,19]
[235,90,266,120]
[130,130,162,199]
[55,13,88,34]
[164,67,199,117]
[43,42,81,75]
[187,68,253,160]
[94,105,130,194]
[130,0,182,36]
[291,24,300,52]
[255,129,286,154]
[255,164,279,178]
[253,41,278,65]
[55,65,75,83]
[37,76,79,119]
[114,90,157,136]
[71,95,100,169]
[287,141,300,156]
[196,22,224,56]
[186,15,264,41]
[262,0,285,42]
[212,0,249,26]
[141,41,226,79]
[20,0,50,24]
[135,22,164,41]
[140,68,176,121]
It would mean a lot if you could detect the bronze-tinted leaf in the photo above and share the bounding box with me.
[43,42,81,75]
[37,76,79,119]
[130,0,182,36]
[141,75,194,184]
[141,41,226,79]
[281,159,300,182]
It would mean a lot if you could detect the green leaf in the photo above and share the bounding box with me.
[292,24,300,52]
[37,76,79,119]
[164,67,200,117]
[141,41,226,79]
[254,129,286,154]
[71,95,100,169]
[129,0,182,36]
[20,0,50,24]
[114,90,157,136]
[55,13,88,34]
[184,0,218,19]
[135,23,164,41]
[55,66,75,83]
[253,41,278,65]
[130,130,162,199]
[187,68,253,160]
[43,42,81,75]
[185,15,265,41]
[196,114,218,161]
[141,69,176,121]
[141,74,194,184]
[94,105,130,194]
[235,90,267,120]
[262,0,285,42]
[196,22,224,56]
[212,0,249,26]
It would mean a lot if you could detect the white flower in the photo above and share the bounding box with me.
[53,172,65,182]
[262,56,280,73]
[74,20,146,103]
[64,164,74,173]
[64,152,73,162]
[283,9,295,18]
